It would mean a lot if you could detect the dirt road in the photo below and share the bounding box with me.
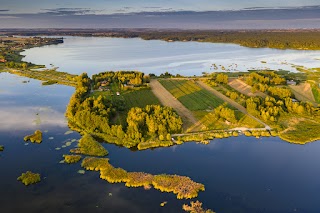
[196,81,271,130]
[149,79,200,130]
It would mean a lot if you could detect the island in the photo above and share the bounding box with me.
[17,171,41,186]
[23,130,43,143]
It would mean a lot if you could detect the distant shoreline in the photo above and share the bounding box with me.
[1,29,320,50]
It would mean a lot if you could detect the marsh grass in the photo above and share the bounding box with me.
[279,120,320,144]
[71,134,108,157]
[183,201,215,213]
[137,140,174,150]
[63,155,82,164]
[17,171,41,186]
[24,130,42,143]
[81,157,204,199]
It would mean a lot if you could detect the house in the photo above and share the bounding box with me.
[101,80,109,87]
[287,80,297,86]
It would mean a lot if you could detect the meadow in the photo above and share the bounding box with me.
[122,88,161,108]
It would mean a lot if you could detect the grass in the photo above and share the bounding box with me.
[92,88,160,109]
[312,86,320,103]
[63,155,82,164]
[122,89,161,108]
[24,130,42,143]
[92,88,161,126]
[237,114,265,128]
[17,171,41,186]
[8,69,77,87]
[137,140,174,150]
[160,80,224,112]
[183,201,215,213]
[279,120,320,144]
[70,134,108,157]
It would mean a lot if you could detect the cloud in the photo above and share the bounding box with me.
[242,5,320,11]
[41,7,103,16]
[0,106,67,131]
[0,5,320,29]
[0,15,19,19]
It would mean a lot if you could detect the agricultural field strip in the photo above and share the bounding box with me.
[196,81,271,130]
[161,80,224,111]
[164,80,204,110]
[228,79,267,98]
[149,79,198,129]
[289,84,317,106]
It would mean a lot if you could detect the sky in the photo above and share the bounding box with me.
[0,0,320,29]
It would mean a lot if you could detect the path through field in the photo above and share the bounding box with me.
[150,79,203,130]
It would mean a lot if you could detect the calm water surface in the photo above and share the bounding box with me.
[1,72,320,213]
[22,37,320,76]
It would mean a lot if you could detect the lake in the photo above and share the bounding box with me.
[22,37,320,76]
[1,37,320,213]
[1,72,320,213]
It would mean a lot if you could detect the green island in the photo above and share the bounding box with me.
[17,171,41,186]
[63,155,82,164]
[23,130,43,143]
[0,145,4,152]
[81,157,205,199]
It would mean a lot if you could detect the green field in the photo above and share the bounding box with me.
[159,79,225,112]
[312,86,320,103]
[122,89,161,108]
[91,88,161,126]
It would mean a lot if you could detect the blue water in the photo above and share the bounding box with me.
[22,37,320,76]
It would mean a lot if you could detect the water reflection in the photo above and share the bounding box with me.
[0,73,73,131]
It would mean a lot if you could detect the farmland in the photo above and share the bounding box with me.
[159,79,225,112]
[157,79,260,131]
[228,78,267,98]
[122,89,161,108]
[289,82,317,105]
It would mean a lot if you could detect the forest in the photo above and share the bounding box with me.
[105,30,320,50]
[5,29,320,50]
[66,72,183,149]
